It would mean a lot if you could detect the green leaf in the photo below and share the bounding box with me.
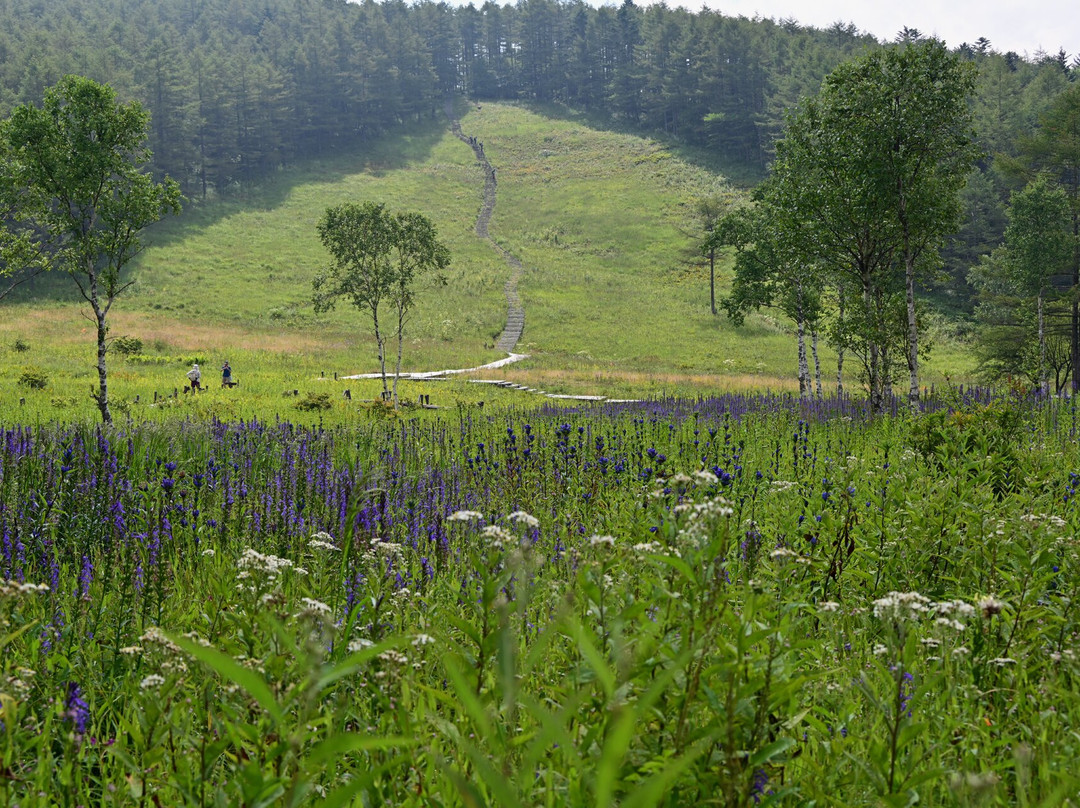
[306,733,416,768]
[171,634,285,725]
[749,737,796,767]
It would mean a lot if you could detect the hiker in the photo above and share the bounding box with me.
[186,363,202,391]
[221,361,232,387]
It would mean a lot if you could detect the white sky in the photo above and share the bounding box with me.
[683,1,1077,58]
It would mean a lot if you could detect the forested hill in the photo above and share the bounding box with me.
[1,0,1074,201]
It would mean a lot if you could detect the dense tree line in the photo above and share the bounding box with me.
[1,0,1073,196]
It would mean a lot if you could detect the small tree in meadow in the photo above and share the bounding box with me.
[313,202,449,405]
[0,75,182,424]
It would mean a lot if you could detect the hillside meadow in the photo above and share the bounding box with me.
[3,100,975,424]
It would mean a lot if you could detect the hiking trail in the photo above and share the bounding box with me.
[344,100,636,404]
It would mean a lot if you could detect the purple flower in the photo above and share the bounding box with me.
[65,682,90,735]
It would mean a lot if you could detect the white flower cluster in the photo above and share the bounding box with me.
[482,524,516,549]
[138,626,191,675]
[237,548,296,581]
[507,511,540,528]
[358,538,403,564]
[589,534,616,548]
[309,531,340,552]
[674,495,735,545]
[140,674,166,691]
[447,510,484,522]
[0,579,50,599]
[872,591,933,622]
[769,547,809,565]
[294,597,332,620]
[871,591,996,634]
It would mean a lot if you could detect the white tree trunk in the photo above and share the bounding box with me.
[811,327,823,399]
[1039,289,1047,395]
[906,254,920,406]
[796,318,810,397]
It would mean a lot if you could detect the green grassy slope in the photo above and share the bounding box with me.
[1,100,976,421]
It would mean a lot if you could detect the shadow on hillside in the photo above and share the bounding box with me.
[4,114,451,308]
[516,100,767,189]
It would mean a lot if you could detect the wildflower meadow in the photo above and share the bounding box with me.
[1,389,1079,805]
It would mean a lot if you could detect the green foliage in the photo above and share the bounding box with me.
[294,391,332,411]
[762,40,979,409]
[16,365,47,389]
[111,335,144,356]
[908,392,1030,495]
[11,337,29,352]
[1,75,182,423]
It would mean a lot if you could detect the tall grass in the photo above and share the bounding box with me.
[1,389,1077,804]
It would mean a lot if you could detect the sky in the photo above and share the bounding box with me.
[681,0,1076,58]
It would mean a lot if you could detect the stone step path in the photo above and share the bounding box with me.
[445,97,525,354]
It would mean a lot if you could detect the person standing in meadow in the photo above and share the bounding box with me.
[221,361,232,387]
[187,363,202,391]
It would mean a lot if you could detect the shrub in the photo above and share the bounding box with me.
[112,335,144,355]
[18,366,48,389]
[294,392,332,411]
[123,354,175,366]
[12,338,30,353]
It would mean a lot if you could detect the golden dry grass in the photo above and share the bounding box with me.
[472,366,807,397]
[1,304,344,354]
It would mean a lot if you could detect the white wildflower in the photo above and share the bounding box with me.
[507,511,540,528]
[295,597,332,620]
[447,510,483,522]
[412,634,435,648]
[872,591,932,622]
[935,617,967,632]
[481,524,515,549]
[348,638,375,653]
[589,534,616,547]
[140,674,166,691]
[819,601,841,613]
